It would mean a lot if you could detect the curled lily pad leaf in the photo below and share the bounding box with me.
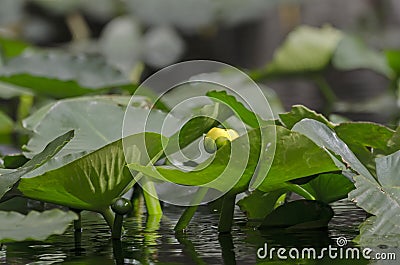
[292,119,374,181]
[0,130,74,199]
[260,200,334,230]
[0,209,78,242]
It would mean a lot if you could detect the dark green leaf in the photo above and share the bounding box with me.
[0,130,74,199]
[302,173,355,204]
[0,209,78,242]
[2,154,29,169]
[206,90,267,128]
[260,200,334,230]
[237,190,286,220]
[0,37,30,58]
[279,105,333,130]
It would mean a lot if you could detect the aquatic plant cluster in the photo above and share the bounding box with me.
[0,25,399,253]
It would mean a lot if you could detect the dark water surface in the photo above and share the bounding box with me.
[1,200,372,264]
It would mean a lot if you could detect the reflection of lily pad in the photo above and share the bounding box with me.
[0,209,78,242]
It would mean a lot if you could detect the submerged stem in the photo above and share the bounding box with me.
[218,195,236,233]
[142,178,162,216]
[175,187,209,232]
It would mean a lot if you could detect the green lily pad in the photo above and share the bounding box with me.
[129,125,338,195]
[0,209,78,242]
[0,50,133,98]
[266,25,343,75]
[333,35,392,77]
[0,130,74,199]
[260,200,334,230]
[302,173,355,204]
[18,133,165,214]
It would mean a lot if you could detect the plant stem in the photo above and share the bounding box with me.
[287,184,316,200]
[130,184,144,217]
[175,187,208,232]
[102,208,115,229]
[218,195,236,233]
[142,178,162,216]
[71,209,82,232]
[313,75,337,115]
[112,214,124,240]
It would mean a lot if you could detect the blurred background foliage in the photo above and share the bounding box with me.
[1,0,400,150]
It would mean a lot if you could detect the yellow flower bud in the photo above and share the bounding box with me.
[204,128,239,153]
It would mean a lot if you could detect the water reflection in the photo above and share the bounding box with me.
[2,200,381,265]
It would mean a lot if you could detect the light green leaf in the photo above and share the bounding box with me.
[386,50,400,75]
[333,35,392,77]
[0,50,133,98]
[0,110,13,135]
[0,130,74,199]
[0,209,78,242]
[18,133,165,212]
[0,37,30,58]
[266,25,343,75]
[292,119,374,181]
[349,150,400,246]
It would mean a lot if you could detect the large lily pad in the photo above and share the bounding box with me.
[0,209,78,242]
[18,133,165,213]
[349,150,400,246]
[129,125,338,195]
[0,50,133,98]
[23,95,162,159]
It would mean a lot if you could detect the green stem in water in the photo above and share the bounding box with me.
[218,195,236,233]
[71,209,82,232]
[142,178,162,216]
[112,214,124,240]
[175,187,209,232]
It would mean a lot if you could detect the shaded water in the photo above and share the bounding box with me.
[1,200,372,264]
